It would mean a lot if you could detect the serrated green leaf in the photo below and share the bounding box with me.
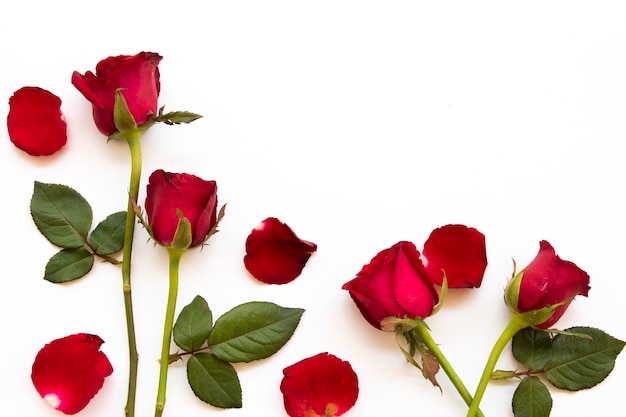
[156,110,202,125]
[44,248,95,283]
[173,295,213,352]
[545,326,625,391]
[512,327,553,370]
[512,376,552,417]
[208,302,304,363]
[89,211,126,255]
[187,353,242,409]
[30,182,93,248]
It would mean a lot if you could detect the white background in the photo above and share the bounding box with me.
[1,1,625,416]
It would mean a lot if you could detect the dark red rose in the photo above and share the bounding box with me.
[31,333,113,415]
[71,52,162,136]
[7,86,67,156]
[421,224,488,288]
[244,217,317,284]
[145,169,218,249]
[342,241,439,329]
[505,240,590,328]
[280,352,359,417]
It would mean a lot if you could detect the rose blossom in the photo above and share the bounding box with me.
[244,217,317,284]
[505,240,590,328]
[71,52,162,136]
[280,352,359,417]
[7,86,67,156]
[342,241,439,329]
[31,333,113,415]
[145,169,218,249]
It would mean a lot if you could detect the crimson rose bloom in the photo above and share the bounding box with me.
[280,352,359,417]
[422,224,487,288]
[244,217,317,284]
[145,169,218,249]
[342,241,439,329]
[71,52,162,136]
[505,240,590,328]
[7,86,67,156]
[31,333,113,415]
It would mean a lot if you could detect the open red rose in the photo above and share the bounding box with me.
[421,224,488,288]
[505,240,591,328]
[7,86,67,156]
[281,352,359,417]
[31,333,113,415]
[71,52,162,136]
[244,217,317,284]
[342,241,439,329]
[145,169,218,249]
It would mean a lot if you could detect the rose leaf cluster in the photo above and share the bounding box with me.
[30,181,126,282]
[170,295,304,409]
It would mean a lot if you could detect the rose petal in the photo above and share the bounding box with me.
[7,86,67,156]
[421,224,487,288]
[31,333,113,415]
[244,217,317,284]
[281,352,358,417]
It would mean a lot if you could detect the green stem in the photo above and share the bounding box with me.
[412,323,486,417]
[466,314,529,417]
[155,248,185,417]
[122,131,143,417]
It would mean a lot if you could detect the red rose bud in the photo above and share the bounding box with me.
[505,240,590,328]
[280,352,359,417]
[342,241,439,329]
[244,217,317,284]
[31,333,113,415]
[145,169,218,249]
[7,86,67,156]
[71,52,162,136]
[421,224,488,288]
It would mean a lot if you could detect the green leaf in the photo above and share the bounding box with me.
[208,302,304,363]
[31,182,93,248]
[512,327,553,370]
[155,110,203,125]
[545,326,625,391]
[89,211,126,255]
[512,376,552,417]
[186,353,242,409]
[173,295,213,352]
[44,248,95,283]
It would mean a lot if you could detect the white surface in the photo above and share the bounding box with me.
[1,2,625,416]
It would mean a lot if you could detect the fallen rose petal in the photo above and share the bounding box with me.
[7,86,67,156]
[421,224,487,288]
[281,352,359,417]
[244,217,317,284]
[31,333,113,415]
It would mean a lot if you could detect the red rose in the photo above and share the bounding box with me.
[145,169,218,249]
[71,52,162,136]
[280,352,359,417]
[7,86,67,156]
[342,241,439,329]
[505,240,590,328]
[244,217,317,284]
[421,224,487,288]
[31,333,113,415]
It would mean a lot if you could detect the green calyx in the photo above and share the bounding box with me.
[171,209,193,250]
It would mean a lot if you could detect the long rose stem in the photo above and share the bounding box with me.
[122,131,143,417]
[412,322,486,417]
[155,248,185,417]
[466,314,529,417]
